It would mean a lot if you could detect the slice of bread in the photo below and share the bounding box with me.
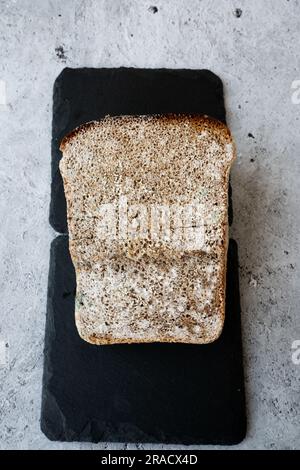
[59,115,235,344]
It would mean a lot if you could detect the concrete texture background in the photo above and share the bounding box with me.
[0,0,299,450]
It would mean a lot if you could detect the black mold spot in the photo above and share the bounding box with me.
[250,158,255,163]
[55,45,67,62]
[234,8,242,18]
[248,133,255,139]
[148,6,158,14]
[284,250,289,255]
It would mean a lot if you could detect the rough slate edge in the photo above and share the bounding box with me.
[49,67,233,234]
[41,237,246,445]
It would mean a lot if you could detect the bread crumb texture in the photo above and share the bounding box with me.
[60,115,235,344]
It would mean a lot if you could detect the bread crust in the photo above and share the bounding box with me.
[60,114,232,152]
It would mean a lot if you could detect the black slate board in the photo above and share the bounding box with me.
[41,236,246,444]
[50,67,232,234]
[43,67,245,444]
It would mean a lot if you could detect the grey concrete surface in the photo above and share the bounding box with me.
[0,0,299,450]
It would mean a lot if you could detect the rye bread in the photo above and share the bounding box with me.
[59,114,236,344]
